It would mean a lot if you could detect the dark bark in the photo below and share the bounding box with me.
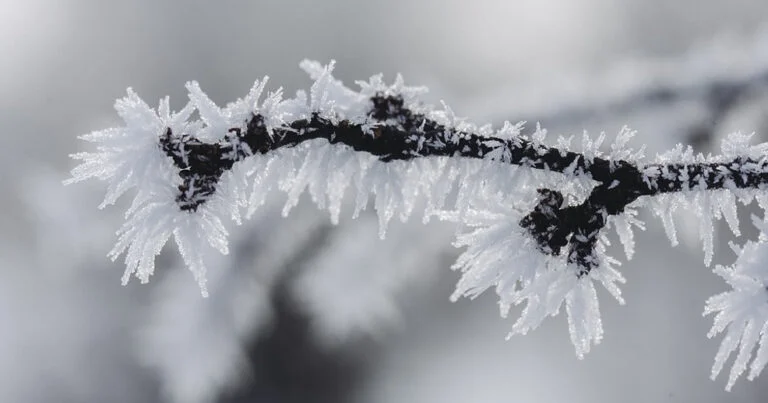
[158,94,768,275]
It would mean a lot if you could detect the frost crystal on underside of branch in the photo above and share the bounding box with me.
[705,213,768,391]
[67,60,768,390]
[450,187,625,358]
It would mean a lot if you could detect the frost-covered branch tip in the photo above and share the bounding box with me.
[67,60,768,390]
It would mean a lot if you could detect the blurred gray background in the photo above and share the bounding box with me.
[2,0,768,402]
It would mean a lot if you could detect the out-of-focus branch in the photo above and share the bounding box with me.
[518,69,768,130]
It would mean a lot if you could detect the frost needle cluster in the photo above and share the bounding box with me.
[68,60,768,390]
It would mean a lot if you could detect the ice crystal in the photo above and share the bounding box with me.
[705,215,768,390]
[451,185,625,358]
[67,60,768,391]
[65,90,194,207]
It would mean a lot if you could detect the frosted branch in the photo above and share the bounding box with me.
[67,60,768,390]
[159,92,768,275]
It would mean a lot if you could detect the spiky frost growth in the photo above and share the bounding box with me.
[705,213,768,391]
[68,60,768,390]
[451,187,625,358]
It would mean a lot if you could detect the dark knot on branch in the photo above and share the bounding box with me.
[519,187,610,276]
[519,163,648,276]
[519,189,570,256]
